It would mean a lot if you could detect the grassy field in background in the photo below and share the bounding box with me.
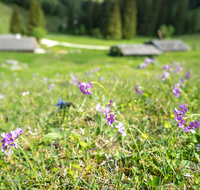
[0,34,200,188]
[0,34,200,81]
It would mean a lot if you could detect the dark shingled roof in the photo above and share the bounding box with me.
[151,39,190,52]
[0,35,39,52]
[110,44,161,56]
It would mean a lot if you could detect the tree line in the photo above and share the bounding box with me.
[7,0,199,39]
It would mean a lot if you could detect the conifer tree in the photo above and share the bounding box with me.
[105,1,122,39]
[174,0,188,35]
[100,0,112,38]
[85,0,94,34]
[191,10,197,33]
[121,0,137,39]
[27,0,46,35]
[10,5,22,34]
[67,7,75,33]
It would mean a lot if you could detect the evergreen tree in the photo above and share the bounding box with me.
[121,0,137,39]
[85,0,94,34]
[105,1,122,39]
[67,6,75,33]
[27,0,46,35]
[190,10,197,33]
[174,0,188,35]
[10,5,22,34]
[100,0,112,38]
[137,0,155,36]
[92,2,101,29]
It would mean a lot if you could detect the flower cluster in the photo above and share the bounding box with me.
[162,65,172,72]
[140,58,153,69]
[174,104,200,133]
[103,99,126,136]
[173,84,181,98]
[186,71,190,79]
[69,72,78,86]
[116,122,127,136]
[78,81,93,95]
[162,72,170,81]
[1,128,23,155]
[104,99,116,126]
[172,78,185,98]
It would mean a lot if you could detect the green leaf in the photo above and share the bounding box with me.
[43,132,62,140]
[151,176,160,187]
[79,141,88,148]
[114,150,125,158]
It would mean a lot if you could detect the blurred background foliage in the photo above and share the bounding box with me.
[0,0,199,39]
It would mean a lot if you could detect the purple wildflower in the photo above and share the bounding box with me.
[186,72,190,79]
[78,81,93,95]
[140,63,148,69]
[175,115,186,126]
[0,93,3,99]
[116,122,127,136]
[135,85,143,94]
[103,107,112,115]
[162,72,170,81]
[90,69,94,75]
[70,76,78,86]
[1,128,23,155]
[33,73,38,77]
[43,77,48,83]
[95,67,100,71]
[162,65,172,72]
[84,72,88,77]
[179,104,188,116]
[107,99,116,108]
[49,84,54,91]
[174,108,182,117]
[145,58,153,65]
[175,66,183,73]
[100,77,104,81]
[96,103,102,112]
[179,125,196,133]
[189,121,200,130]
[106,113,115,126]
[173,85,181,98]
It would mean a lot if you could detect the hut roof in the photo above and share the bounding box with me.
[111,44,161,56]
[0,34,39,52]
[151,39,190,52]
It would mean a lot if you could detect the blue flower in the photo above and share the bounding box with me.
[55,99,68,109]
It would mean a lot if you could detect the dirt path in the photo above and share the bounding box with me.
[41,39,110,50]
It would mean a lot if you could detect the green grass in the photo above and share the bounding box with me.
[0,34,200,189]
[0,2,12,33]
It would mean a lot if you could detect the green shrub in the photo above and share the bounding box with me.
[31,27,46,42]
[159,24,175,38]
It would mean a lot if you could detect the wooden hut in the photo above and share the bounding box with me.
[110,44,161,56]
[0,34,39,52]
[146,39,190,52]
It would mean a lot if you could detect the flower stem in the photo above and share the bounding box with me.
[18,145,41,181]
[91,82,112,99]
[180,88,190,103]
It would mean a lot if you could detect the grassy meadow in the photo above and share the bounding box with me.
[0,34,200,189]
